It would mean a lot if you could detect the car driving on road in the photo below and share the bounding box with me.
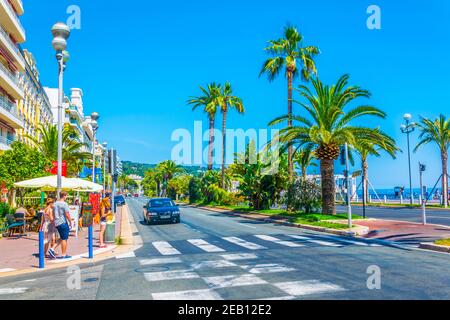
[143,198,180,225]
[114,195,126,206]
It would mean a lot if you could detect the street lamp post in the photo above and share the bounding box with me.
[51,23,71,196]
[401,114,416,205]
[102,142,108,197]
[91,113,99,183]
[419,163,427,225]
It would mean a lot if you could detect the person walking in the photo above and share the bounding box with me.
[98,194,111,248]
[49,192,72,260]
[40,198,56,258]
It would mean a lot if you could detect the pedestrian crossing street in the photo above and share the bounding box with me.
[142,233,381,257]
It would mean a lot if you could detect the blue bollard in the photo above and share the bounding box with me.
[39,231,45,269]
[88,225,93,259]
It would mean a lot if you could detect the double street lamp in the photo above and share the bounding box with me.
[400,113,417,205]
[51,22,71,196]
[102,142,108,197]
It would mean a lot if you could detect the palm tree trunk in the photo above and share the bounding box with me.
[362,158,369,203]
[208,115,215,171]
[287,71,294,181]
[221,108,227,189]
[321,159,336,215]
[442,151,448,208]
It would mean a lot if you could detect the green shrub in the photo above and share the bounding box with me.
[0,202,14,219]
[285,179,322,213]
[188,176,204,204]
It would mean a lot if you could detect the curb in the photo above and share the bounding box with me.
[419,243,450,253]
[119,204,134,245]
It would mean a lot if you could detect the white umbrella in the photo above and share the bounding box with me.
[68,178,103,193]
[14,175,81,191]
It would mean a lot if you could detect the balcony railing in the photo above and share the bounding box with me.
[0,134,13,146]
[0,60,19,86]
[0,0,25,36]
[0,94,19,116]
[0,23,20,56]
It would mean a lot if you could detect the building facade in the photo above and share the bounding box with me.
[0,0,25,150]
[16,49,53,145]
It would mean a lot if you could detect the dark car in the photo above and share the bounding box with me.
[114,195,126,206]
[143,198,180,225]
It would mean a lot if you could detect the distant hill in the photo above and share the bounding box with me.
[121,161,207,177]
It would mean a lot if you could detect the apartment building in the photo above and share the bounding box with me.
[0,0,25,150]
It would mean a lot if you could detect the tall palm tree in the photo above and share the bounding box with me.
[270,74,388,214]
[294,145,317,180]
[216,82,244,189]
[27,124,92,177]
[157,160,184,197]
[414,115,450,207]
[352,137,399,203]
[188,83,220,170]
[260,24,319,180]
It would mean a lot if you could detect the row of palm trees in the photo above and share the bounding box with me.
[188,23,450,214]
[188,82,244,189]
[143,160,184,197]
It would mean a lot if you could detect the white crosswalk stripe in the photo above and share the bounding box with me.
[144,269,199,282]
[222,237,267,250]
[317,235,381,247]
[288,235,342,247]
[255,235,304,247]
[152,289,223,300]
[115,251,136,259]
[140,257,182,266]
[191,260,237,270]
[221,253,258,261]
[204,274,267,289]
[241,263,296,274]
[274,280,345,296]
[0,288,28,295]
[187,239,225,253]
[152,241,181,255]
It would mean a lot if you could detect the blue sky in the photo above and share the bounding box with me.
[22,0,450,188]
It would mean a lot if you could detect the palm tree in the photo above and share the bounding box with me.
[27,124,92,177]
[188,83,220,170]
[270,74,388,214]
[260,24,320,180]
[294,145,317,180]
[352,137,399,203]
[157,160,184,197]
[414,115,450,207]
[215,82,244,189]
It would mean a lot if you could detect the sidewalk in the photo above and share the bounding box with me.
[355,220,450,245]
[0,207,123,273]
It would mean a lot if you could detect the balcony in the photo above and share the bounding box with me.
[0,61,23,99]
[68,104,84,122]
[9,0,23,15]
[0,0,25,43]
[0,134,13,150]
[0,94,22,129]
[0,23,25,70]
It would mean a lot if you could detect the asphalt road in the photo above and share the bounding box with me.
[2,197,450,300]
[336,204,450,226]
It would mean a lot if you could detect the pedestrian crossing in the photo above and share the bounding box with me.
[146,233,381,257]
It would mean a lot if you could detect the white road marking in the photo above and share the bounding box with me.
[144,269,199,282]
[222,237,267,250]
[191,260,237,270]
[0,268,16,273]
[0,288,28,295]
[319,235,381,247]
[152,241,181,255]
[240,224,257,229]
[220,253,258,261]
[256,296,296,300]
[274,280,345,296]
[241,263,296,274]
[255,235,304,248]
[288,235,342,247]
[115,251,136,259]
[140,257,182,266]
[204,274,267,289]
[187,239,225,253]
[152,289,223,300]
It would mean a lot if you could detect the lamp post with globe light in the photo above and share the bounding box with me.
[51,22,71,196]
[400,113,417,205]
[102,142,108,197]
